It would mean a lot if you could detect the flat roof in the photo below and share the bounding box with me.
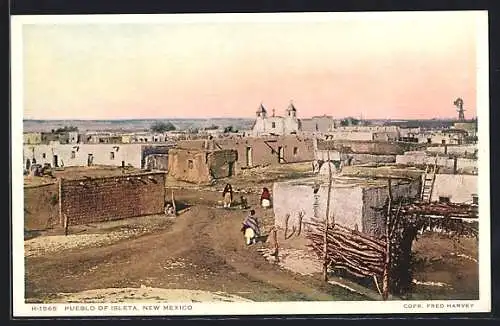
[276,174,412,189]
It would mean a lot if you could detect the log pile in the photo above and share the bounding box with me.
[396,201,478,219]
[386,200,479,238]
[306,219,386,279]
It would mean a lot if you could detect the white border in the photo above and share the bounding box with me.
[11,11,491,317]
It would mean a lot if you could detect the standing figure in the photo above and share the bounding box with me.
[241,209,261,245]
[260,187,272,209]
[222,183,233,208]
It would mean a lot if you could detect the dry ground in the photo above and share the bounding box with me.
[25,190,365,302]
[24,163,479,302]
[410,233,478,300]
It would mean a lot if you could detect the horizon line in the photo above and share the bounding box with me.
[23,116,476,122]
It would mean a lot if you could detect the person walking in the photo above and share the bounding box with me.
[260,187,272,209]
[241,209,261,245]
[222,183,233,208]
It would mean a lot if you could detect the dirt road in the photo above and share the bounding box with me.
[25,193,365,302]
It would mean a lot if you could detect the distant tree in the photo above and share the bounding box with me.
[150,121,176,133]
[204,124,219,130]
[340,117,360,127]
[54,125,78,133]
[223,125,238,133]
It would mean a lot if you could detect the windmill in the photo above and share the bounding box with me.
[453,97,466,121]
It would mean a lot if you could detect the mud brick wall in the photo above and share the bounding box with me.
[61,172,166,226]
[24,183,60,231]
[167,149,211,183]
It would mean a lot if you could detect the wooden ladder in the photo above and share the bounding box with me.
[421,154,438,202]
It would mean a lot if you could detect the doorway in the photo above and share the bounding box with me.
[228,162,234,176]
[245,146,253,167]
[278,146,285,163]
[87,154,94,166]
[53,155,59,168]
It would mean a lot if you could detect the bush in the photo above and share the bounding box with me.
[151,121,176,133]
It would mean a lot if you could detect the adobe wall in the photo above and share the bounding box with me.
[361,180,421,238]
[145,154,169,171]
[327,131,374,141]
[167,149,211,183]
[273,181,364,234]
[317,140,424,155]
[229,136,314,166]
[347,153,396,165]
[273,178,421,242]
[23,143,144,168]
[24,183,60,231]
[456,158,478,174]
[396,152,455,167]
[430,174,478,203]
[427,145,477,156]
[177,136,315,167]
[176,139,209,150]
[396,153,477,174]
[61,172,166,226]
[207,150,238,179]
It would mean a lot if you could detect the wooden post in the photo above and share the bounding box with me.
[62,175,68,235]
[323,150,333,282]
[382,177,393,300]
[272,226,279,263]
[58,178,63,226]
[171,189,177,216]
[64,214,69,236]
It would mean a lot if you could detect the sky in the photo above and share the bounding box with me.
[21,12,482,120]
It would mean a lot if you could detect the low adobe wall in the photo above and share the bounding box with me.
[429,174,478,203]
[24,183,60,231]
[61,172,166,226]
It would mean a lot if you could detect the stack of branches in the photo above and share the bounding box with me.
[305,218,386,282]
[397,201,478,219]
[379,199,479,239]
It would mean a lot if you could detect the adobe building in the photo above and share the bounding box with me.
[251,102,300,136]
[23,143,172,171]
[167,148,238,184]
[24,172,167,231]
[177,135,315,168]
[251,101,338,136]
[300,115,338,134]
[272,173,421,239]
[23,132,42,145]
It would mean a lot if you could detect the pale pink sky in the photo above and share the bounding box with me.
[22,12,480,120]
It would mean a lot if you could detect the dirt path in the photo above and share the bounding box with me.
[26,203,364,302]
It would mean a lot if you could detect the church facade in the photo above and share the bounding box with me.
[251,102,337,136]
[251,102,300,136]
